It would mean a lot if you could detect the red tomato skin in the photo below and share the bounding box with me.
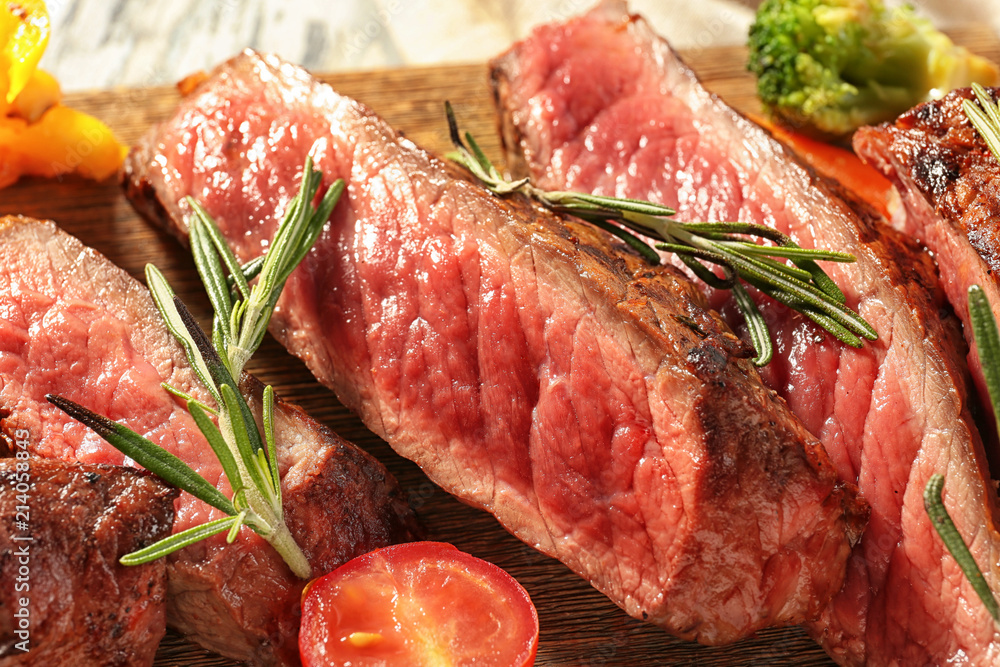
[299,541,538,667]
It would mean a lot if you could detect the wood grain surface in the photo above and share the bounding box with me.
[2,26,998,666]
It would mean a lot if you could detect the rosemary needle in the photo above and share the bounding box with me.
[924,473,999,622]
[443,102,876,365]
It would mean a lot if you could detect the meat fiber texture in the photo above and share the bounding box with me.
[121,49,868,645]
[0,459,177,666]
[0,216,420,666]
[489,1,1000,664]
[854,90,1000,469]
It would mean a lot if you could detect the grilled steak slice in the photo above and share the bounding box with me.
[854,89,1000,463]
[0,216,419,665]
[121,50,866,645]
[0,458,176,666]
[490,2,1000,664]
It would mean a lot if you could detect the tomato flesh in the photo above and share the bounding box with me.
[300,541,538,667]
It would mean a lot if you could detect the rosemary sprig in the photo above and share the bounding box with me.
[48,154,342,579]
[964,83,1000,161]
[444,102,876,365]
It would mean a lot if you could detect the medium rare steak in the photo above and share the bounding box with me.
[0,216,419,665]
[490,2,1000,664]
[122,49,865,645]
[0,458,176,666]
[854,89,1000,466]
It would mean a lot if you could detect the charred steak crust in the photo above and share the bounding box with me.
[858,89,1000,272]
[122,49,863,645]
[0,459,177,667]
[0,215,419,666]
[490,2,1000,664]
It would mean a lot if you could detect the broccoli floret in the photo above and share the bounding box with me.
[747,0,1000,139]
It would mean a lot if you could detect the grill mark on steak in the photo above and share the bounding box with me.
[857,88,1000,272]
[490,2,1000,664]
[912,142,963,197]
[0,216,420,665]
[0,459,176,666]
[121,48,866,645]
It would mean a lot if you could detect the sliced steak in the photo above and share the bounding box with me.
[0,216,419,665]
[490,2,1000,664]
[854,88,1000,465]
[121,49,865,645]
[0,458,176,667]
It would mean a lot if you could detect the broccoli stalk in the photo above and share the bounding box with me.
[748,0,1000,139]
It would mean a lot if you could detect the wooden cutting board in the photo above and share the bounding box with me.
[3,26,999,666]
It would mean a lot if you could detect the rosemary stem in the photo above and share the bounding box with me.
[229,344,254,380]
[265,520,312,579]
[219,403,281,509]
[234,450,310,579]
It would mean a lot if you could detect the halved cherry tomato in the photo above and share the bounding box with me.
[299,541,539,667]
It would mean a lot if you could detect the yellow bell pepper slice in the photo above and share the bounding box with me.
[1,0,50,103]
[10,66,59,120]
[1,1,126,188]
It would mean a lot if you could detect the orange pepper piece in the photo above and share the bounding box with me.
[1,0,126,188]
[0,104,127,188]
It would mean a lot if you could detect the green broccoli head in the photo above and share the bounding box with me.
[747,0,999,139]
